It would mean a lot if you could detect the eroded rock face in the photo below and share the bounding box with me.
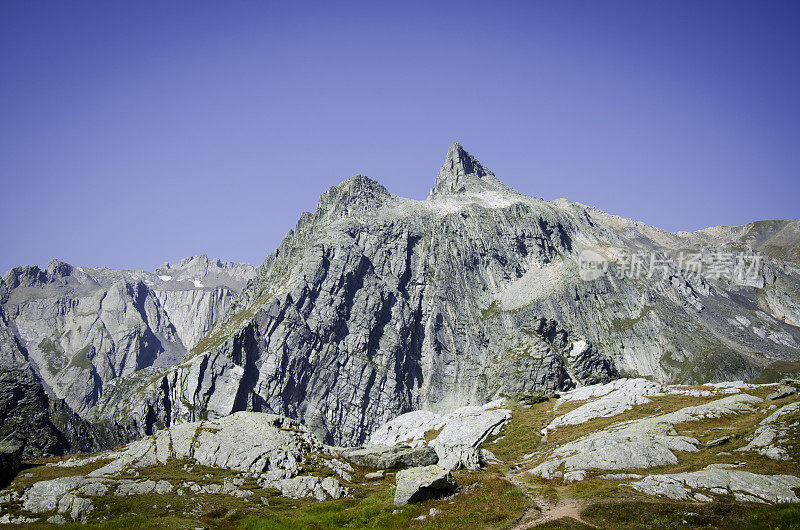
[0,434,25,486]
[394,465,457,505]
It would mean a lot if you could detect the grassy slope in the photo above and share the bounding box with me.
[483,387,800,529]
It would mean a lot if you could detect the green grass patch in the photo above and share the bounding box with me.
[68,344,93,370]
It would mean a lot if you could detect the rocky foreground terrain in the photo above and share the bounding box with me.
[0,377,798,528]
[1,143,799,527]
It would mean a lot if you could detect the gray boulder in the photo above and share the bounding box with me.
[705,436,731,447]
[340,445,438,469]
[394,465,457,505]
[766,385,796,401]
[271,476,347,501]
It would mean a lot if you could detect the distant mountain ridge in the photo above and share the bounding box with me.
[0,255,255,456]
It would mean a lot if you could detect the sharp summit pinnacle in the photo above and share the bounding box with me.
[428,142,517,199]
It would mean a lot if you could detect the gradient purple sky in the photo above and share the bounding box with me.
[2,1,799,273]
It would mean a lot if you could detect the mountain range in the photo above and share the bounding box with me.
[2,142,798,454]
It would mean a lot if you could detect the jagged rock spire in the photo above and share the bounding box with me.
[427,142,517,199]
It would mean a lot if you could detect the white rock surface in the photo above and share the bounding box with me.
[629,466,800,504]
[20,476,111,521]
[368,400,510,470]
[91,412,323,478]
[620,393,763,433]
[531,393,763,480]
[530,432,699,479]
[545,378,664,431]
[737,402,800,460]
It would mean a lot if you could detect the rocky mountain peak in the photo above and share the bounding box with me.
[428,142,517,199]
[316,174,392,218]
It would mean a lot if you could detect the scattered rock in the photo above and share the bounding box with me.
[115,479,173,496]
[394,465,457,505]
[270,475,347,501]
[0,514,37,524]
[320,457,353,482]
[91,412,324,480]
[365,470,384,480]
[340,445,438,469]
[706,436,732,447]
[519,392,549,405]
[737,402,800,460]
[766,385,796,401]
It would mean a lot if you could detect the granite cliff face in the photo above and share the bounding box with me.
[90,143,799,446]
[0,256,255,455]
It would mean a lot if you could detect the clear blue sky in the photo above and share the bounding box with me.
[2,1,798,273]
